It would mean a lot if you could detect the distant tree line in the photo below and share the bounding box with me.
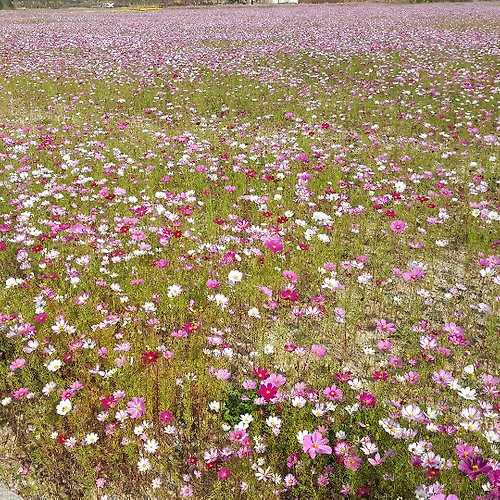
[0,0,15,9]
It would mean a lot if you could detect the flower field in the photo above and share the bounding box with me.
[0,3,499,499]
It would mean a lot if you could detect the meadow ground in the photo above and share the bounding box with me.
[0,3,499,499]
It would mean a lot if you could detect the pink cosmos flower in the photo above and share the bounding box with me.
[302,431,332,459]
[96,478,106,488]
[180,485,193,497]
[443,322,464,335]
[212,368,231,381]
[390,220,407,233]
[257,285,273,297]
[230,429,248,443]
[455,444,474,459]
[368,453,384,466]
[264,373,286,388]
[243,379,257,390]
[257,383,277,401]
[432,369,455,387]
[206,279,220,290]
[311,345,327,358]
[344,454,362,471]
[10,358,25,371]
[489,470,500,488]
[458,456,492,480]
[402,267,425,281]
[155,259,170,268]
[375,318,396,333]
[323,385,343,402]
[126,397,145,419]
[334,441,351,457]
[283,270,298,281]
[34,313,47,323]
[377,340,393,351]
[317,475,329,486]
[334,307,346,323]
[12,388,30,399]
[404,372,420,384]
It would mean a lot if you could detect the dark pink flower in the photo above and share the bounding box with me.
[264,238,283,253]
[458,456,493,480]
[218,467,231,480]
[359,392,376,407]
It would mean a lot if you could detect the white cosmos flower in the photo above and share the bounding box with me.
[85,433,99,445]
[255,466,272,482]
[358,273,372,285]
[56,399,72,415]
[248,307,261,319]
[144,439,159,454]
[394,181,406,193]
[213,293,229,308]
[240,413,254,425]
[296,430,310,444]
[291,396,307,408]
[167,284,183,298]
[263,344,274,355]
[348,378,364,391]
[463,364,475,375]
[458,387,477,400]
[266,416,281,429]
[484,431,500,443]
[312,211,332,224]
[227,270,243,284]
[137,458,151,472]
[46,359,62,372]
[143,302,156,312]
[401,405,422,422]
[209,401,221,412]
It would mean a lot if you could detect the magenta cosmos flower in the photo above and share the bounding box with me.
[217,468,231,480]
[458,456,493,480]
[302,430,332,459]
[160,410,173,423]
[390,220,407,233]
[359,392,376,407]
[257,383,277,401]
[264,238,283,253]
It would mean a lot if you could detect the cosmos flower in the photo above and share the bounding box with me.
[126,398,145,419]
[142,351,159,364]
[390,220,407,233]
[458,456,492,480]
[302,431,332,459]
[257,383,278,401]
[359,393,376,407]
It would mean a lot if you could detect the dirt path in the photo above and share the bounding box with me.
[0,485,22,500]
